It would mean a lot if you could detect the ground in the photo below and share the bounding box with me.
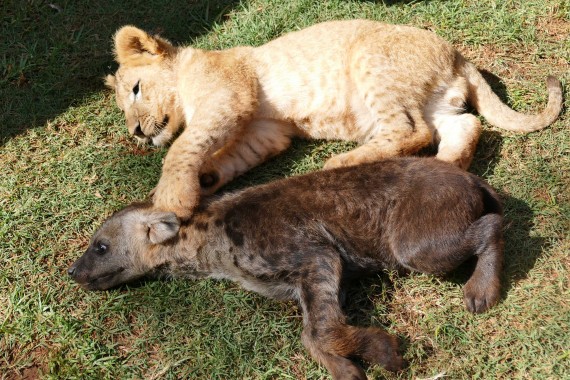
[1,0,568,379]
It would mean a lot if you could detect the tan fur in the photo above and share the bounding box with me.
[106,20,563,217]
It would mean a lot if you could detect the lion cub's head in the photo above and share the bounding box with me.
[105,26,185,146]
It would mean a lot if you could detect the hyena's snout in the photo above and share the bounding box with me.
[67,264,77,278]
[67,259,87,283]
[67,253,97,285]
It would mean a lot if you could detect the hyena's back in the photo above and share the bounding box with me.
[214,157,499,274]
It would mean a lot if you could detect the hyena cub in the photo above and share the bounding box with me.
[69,158,504,379]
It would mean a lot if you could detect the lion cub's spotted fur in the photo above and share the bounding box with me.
[106,20,562,217]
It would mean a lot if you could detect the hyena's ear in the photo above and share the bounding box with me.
[113,25,176,66]
[104,74,116,89]
[145,211,180,244]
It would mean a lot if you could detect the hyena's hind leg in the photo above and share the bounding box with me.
[199,119,295,194]
[462,213,503,313]
[396,211,503,314]
[299,250,403,379]
[323,108,432,169]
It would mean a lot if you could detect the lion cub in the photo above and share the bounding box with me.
[105,20,562,217]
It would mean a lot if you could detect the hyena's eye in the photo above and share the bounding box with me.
[132,80,140,96]
[95,242,108,255]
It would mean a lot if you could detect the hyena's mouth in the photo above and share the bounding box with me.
[82,268,126,290]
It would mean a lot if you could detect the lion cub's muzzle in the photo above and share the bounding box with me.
[133,122,146,138]
[131,115,171,146]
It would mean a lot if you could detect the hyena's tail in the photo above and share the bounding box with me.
[462,60,563,132]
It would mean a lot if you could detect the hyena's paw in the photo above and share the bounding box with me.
[327,357,367,380]
[358,329,405,372]
[463,274,501,313]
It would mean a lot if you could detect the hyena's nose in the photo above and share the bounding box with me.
[67,265,77,277]
[133,122,145,138]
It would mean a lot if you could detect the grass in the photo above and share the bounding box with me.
[1,0,569,378]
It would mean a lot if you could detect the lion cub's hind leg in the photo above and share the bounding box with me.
[429,78,482,170]
[323,108,432,169]
[200,119,295,194]
[434,113,482,170]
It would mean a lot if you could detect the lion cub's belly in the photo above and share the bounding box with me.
[252,35,378,143]
[257,85,376,143]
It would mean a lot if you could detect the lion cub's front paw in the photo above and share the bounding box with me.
[148,185,158,199]
[152,180,200,219]
[324,152,358,170]
[199,171,223,196]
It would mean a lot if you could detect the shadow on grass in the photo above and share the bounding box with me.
[0,0,241,145]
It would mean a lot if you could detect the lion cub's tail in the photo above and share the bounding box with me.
[462,61,563,132]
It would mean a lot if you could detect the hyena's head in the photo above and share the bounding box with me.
[68,203,180,290]
[105,26,185,147]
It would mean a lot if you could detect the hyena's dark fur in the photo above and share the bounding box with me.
[69,157,503,380]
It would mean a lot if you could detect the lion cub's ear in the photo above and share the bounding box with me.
[104,74,116,89]
[113,25,176,66]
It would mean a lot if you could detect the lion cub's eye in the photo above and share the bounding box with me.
[132,80,140,96]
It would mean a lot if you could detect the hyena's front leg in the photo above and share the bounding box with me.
[299,252,403,380]
[199,119,295,195]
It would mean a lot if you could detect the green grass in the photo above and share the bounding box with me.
[1,0,569,379]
